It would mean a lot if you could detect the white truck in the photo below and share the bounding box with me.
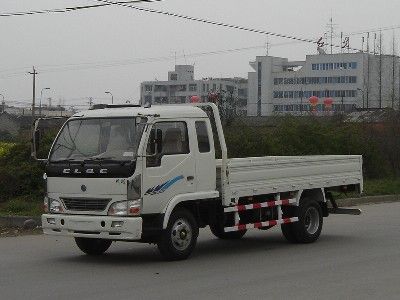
[32,103,363,260]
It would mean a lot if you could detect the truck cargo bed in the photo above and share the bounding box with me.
[217,155,363,203]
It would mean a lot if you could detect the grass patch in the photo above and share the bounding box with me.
[0,142,15,157]
[0,196,42,217]
[363,178,400,196]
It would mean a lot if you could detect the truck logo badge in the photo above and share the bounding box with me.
[62,168,108,175]
[145,175,184,195]
[81,185,87,192]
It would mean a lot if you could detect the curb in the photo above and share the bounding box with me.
[337,194,400,207]
[0,195,399,228]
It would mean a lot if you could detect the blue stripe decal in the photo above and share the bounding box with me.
[145,175,185,195]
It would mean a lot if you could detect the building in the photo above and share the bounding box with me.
[140,65,248,115]
[248,53,400,116]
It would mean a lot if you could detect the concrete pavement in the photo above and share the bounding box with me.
[0,202,399,300]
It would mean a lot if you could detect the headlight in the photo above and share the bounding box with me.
[49,199,64,213]
[108,199,141,216]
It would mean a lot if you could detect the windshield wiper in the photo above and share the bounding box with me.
[51,158,80,163]
[83,157,134,165]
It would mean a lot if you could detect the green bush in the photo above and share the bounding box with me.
[0,142,15,157]
[0,196,42,216]
[225,116,395,179]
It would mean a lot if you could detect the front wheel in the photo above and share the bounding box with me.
[157,208,199,261]
[74,237,112,255]
[281,199,323,243]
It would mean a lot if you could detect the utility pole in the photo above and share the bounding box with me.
[28,67,38,120]
[379,31,383,109]
[366,33,370,109]
[392,32,396,109]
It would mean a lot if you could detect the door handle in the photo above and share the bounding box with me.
[187,176,195,181]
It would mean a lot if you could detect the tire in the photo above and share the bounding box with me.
[157,208,199,261]
[74,237,112,255]
[281,223,298,243]
[281,198,323,243]
[210,223,246,240]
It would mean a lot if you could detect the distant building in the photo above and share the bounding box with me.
[4,105,73,117]
[248,53,400,116]
[0,112,31,136]
[140,65,248,115]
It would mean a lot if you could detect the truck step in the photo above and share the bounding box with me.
[224,217,299,232]
[328,208,362,215]
[224,198,296,213]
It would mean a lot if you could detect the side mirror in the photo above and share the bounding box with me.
[147,128,163,156]
[148,129,156,156]
[156,129,163,153]
[31,119,48,162]
[34,129,41,153]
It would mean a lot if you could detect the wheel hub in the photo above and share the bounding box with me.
[304,206,320,235]
[171,219,192,251]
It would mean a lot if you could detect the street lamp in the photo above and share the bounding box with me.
[40,88,50,116]
[0,93,4,113]
[105,91,114,104]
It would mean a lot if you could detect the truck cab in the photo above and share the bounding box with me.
[37,104,221,259]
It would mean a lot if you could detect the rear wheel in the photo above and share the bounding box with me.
[157,208,199,261]
[281,198,323,243]
[74,237,112,255]
[210,223,246,240]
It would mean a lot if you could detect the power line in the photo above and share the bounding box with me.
[96,0,364,52]
[0,44,273,78]
[0,0,161,17]
[0,40,322,79]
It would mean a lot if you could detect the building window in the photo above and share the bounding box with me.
[189,84,197,92]
[145,85,152,92]
[238,88,247,97]
[144,95,152,104]
[155,85,167,92]
[170,73,178,80]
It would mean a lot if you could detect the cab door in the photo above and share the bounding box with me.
[142,120,196,214]
[193,119,216,191]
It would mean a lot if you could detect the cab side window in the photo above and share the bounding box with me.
[195,121,210,153]
[146,122,189,167]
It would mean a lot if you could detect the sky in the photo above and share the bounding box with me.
[1,0,400,108]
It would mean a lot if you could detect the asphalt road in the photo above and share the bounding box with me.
[1,202,399,300]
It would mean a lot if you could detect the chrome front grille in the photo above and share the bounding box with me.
[62,198,111,211]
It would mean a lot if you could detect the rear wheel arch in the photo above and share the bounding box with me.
[298,188,328,217]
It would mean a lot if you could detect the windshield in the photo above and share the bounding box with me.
[49,117,146,162]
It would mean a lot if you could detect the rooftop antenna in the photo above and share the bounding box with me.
[183,50,187,64]
[265,38,271,56]
[326,14,338,54]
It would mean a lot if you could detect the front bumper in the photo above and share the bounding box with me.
[42,214,142,241]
